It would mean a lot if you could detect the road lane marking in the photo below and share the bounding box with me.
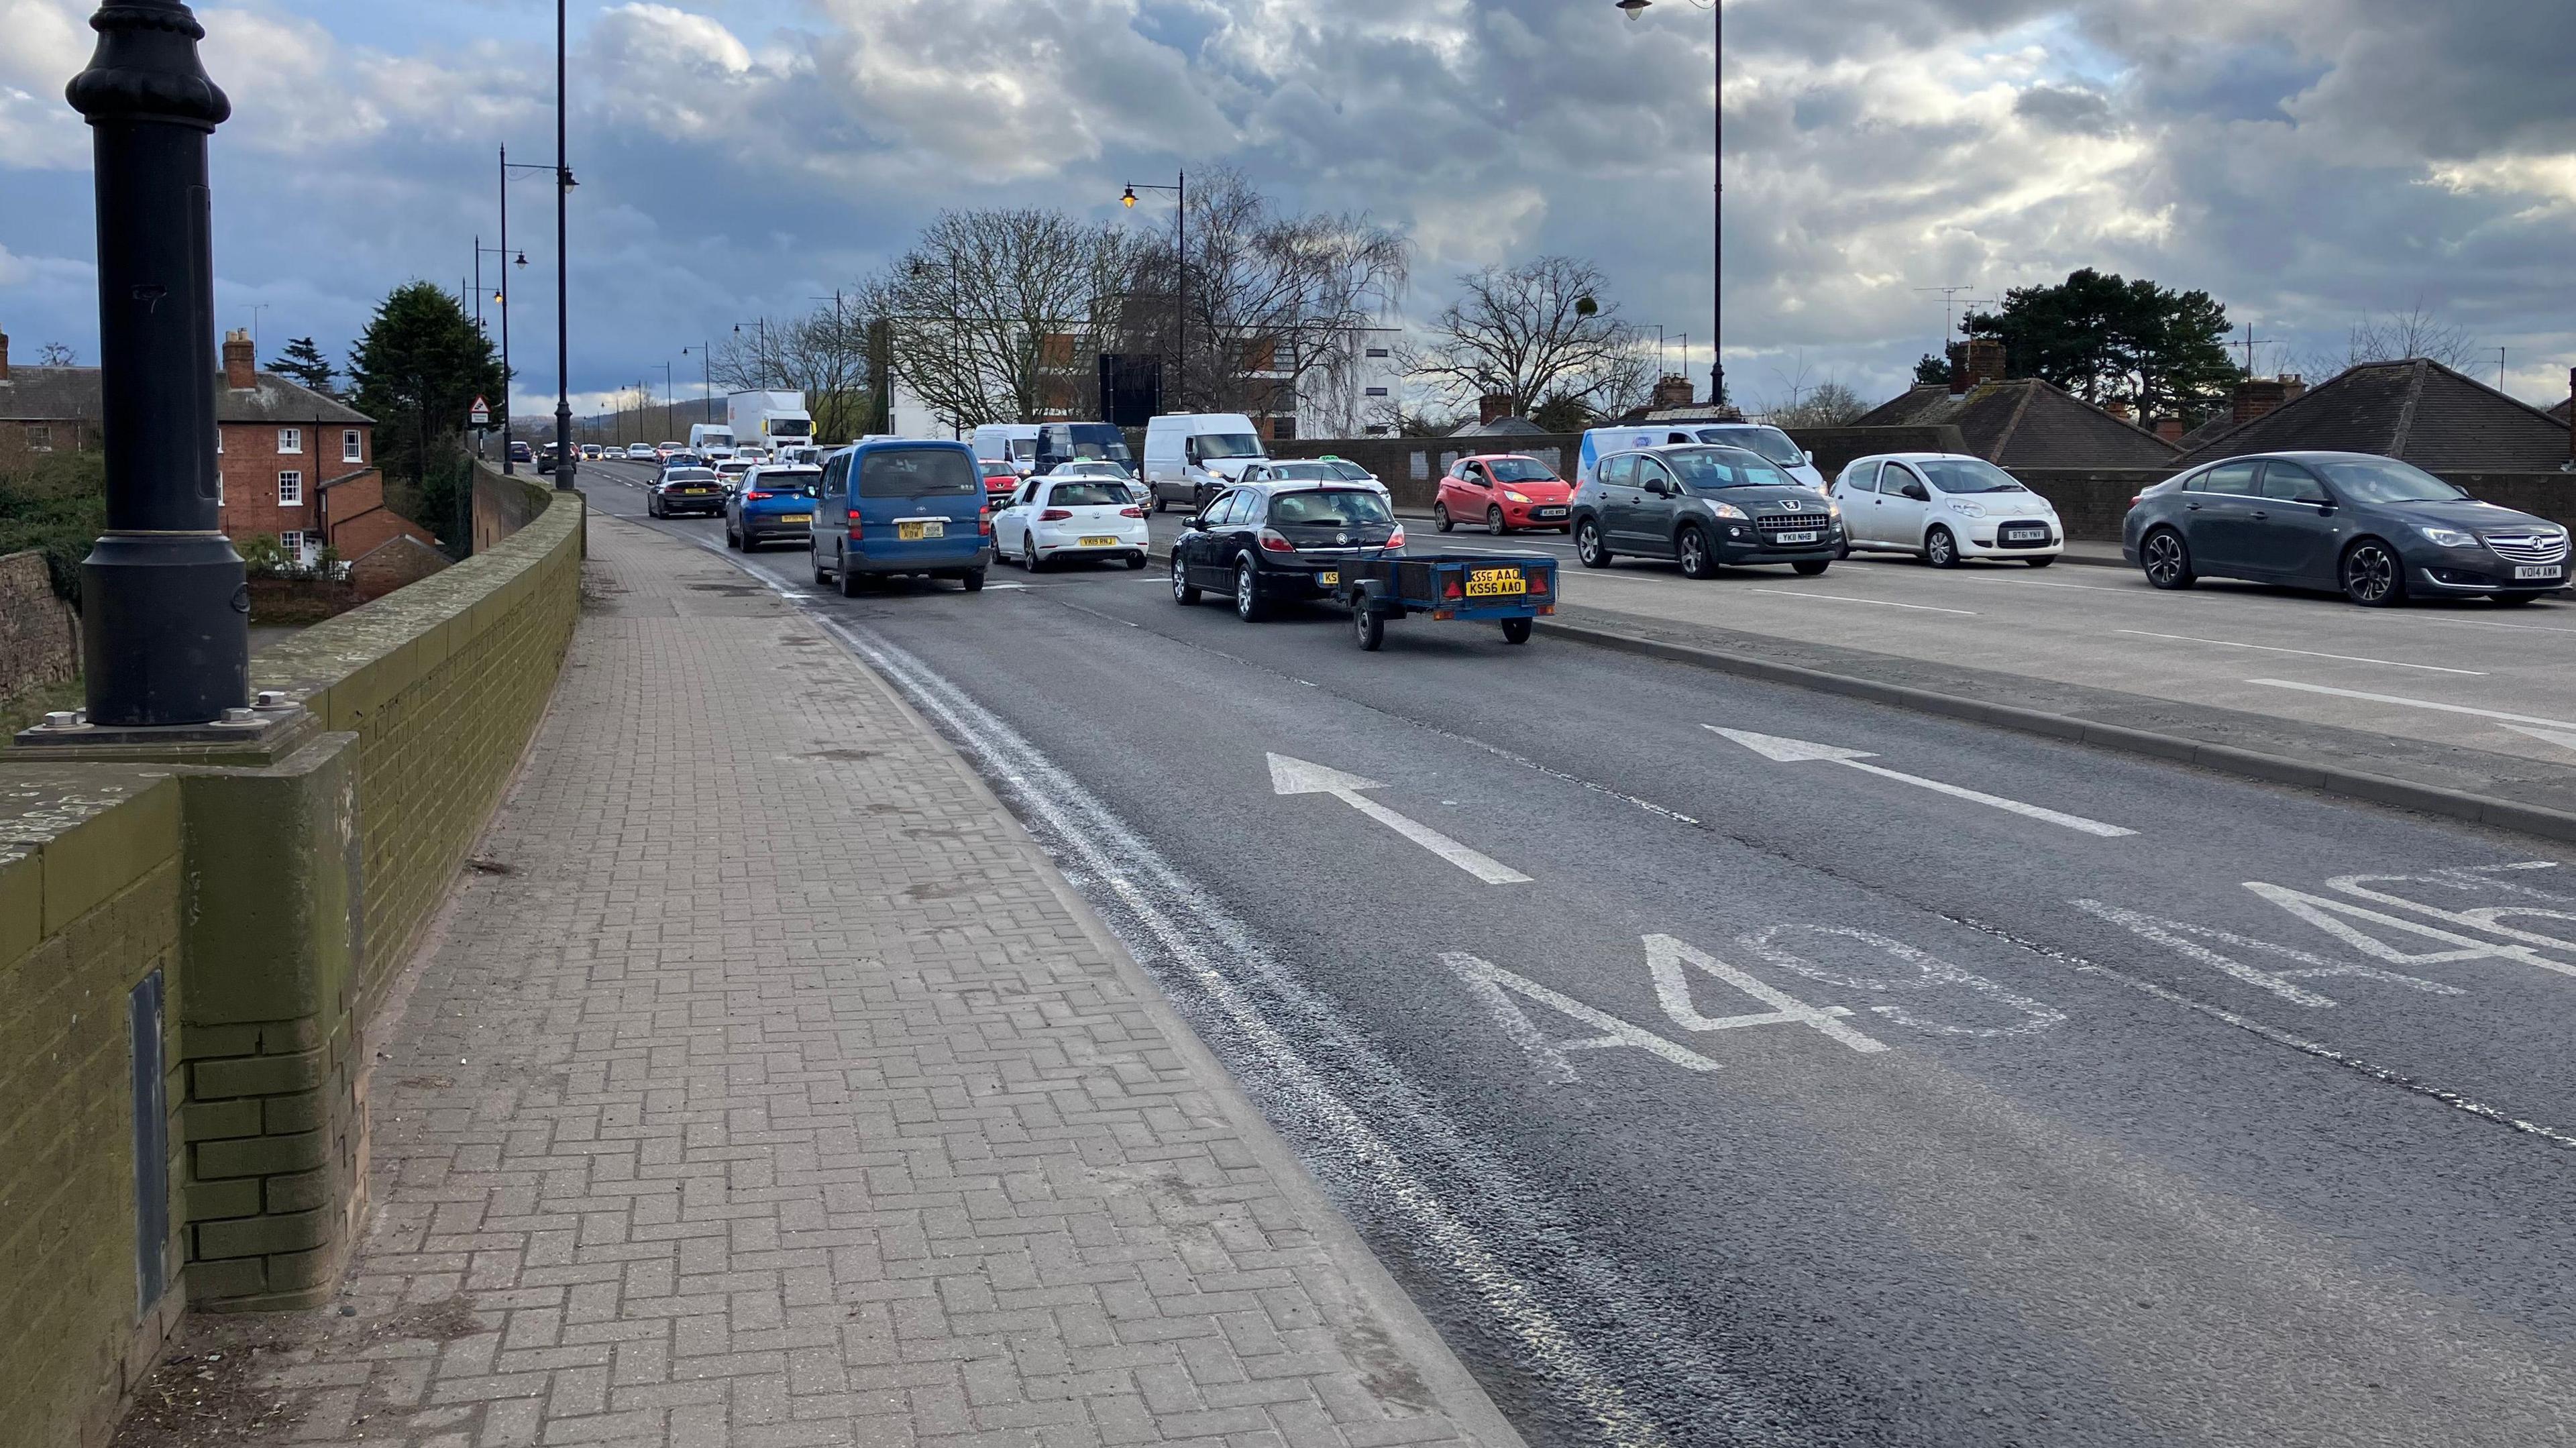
[2245,679,2576,732]
[1644,936,1887,1052]
[1741,589,1976,614]
[1707,726,2136,837]
[1446,953,1725,1082]
[2118,630,2483,675]
[2248,881,2576,980]
[1268,753,1532,884]
[2070,899,2459,1007]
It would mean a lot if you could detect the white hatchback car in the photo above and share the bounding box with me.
[1831,453,2063,567]
[993,474,1150,570]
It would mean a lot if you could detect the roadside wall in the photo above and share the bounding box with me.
[0,466,584,1443]
[1,548,81,698]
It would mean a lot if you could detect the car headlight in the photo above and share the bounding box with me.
[1949,501,1987,518]
[1709,502,1747,520]
[1825,500,1843,520]
[2418,525,2477,548]
[1503,490,1531,504]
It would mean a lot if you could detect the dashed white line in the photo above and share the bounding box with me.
[1742,589,1977,615]
[2246,679,2576,729]
[2118,630,2483,675]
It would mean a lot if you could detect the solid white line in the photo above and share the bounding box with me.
[1742,589,1976,615]
[1833,759,2137,837]
[2246,678,2576,730]
[1332,789,1534,884]
[2118,630,2483,675]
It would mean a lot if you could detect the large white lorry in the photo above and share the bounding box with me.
[726,390,814,455]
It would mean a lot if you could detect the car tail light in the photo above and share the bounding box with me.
[979,514,993,535]
[745,490,772,500]
[1040,508,1073,522]
[1258,528,1296,553]
[846,508,863,541]
[1120,506,1144,518]
[2129,494,2143,508]
[1385,525,1405,549]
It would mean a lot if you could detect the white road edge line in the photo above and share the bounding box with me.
[2246,678,2576,731]
[2117,630,2483,675]
[1742,588,1977,615]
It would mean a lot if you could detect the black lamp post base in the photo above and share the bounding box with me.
[80,532,249,727]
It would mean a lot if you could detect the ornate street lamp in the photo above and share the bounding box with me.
[1120,174,1186,410]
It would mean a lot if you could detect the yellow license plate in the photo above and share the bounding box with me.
[897,520,945,541]
[780,514,811,524]
[1079,535,1119,547]
[1317,571,1339,586]
[1465,569,1526,597]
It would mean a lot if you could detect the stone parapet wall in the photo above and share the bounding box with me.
[1,549,80,699]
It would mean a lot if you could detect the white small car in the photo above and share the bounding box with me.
[1047,459,1148,508]
[993,474,1150,571]
[1832,453,2063,567]
[623,442,655,461]
[1238,459,1391,504]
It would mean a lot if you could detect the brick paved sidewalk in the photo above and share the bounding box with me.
[246,518,1518,1448]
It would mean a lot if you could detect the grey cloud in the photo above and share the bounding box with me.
[2015,85,2115,137]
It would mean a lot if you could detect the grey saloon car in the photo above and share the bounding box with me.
[1572,444,1843,577]
[2123,451,2569,606]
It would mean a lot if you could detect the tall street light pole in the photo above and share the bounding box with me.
[1617,0,1722,408]
[1121,173,1185,411]
[498,146,516,471]
[655,359,674,441]
[64,0,245,726]
[682,341,712,431]
[550,0,576,491]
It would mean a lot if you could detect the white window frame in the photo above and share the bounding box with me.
[277,470,303,506]
[341,429,362,463]
[278,529,304,562]
[277,427,303,455]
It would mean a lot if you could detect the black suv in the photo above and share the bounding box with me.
[1570,444,1842,578]
[2124,451,2570,606]
[1172,484,1401,620]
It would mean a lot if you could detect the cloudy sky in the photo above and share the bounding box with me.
[5,0,2575,421]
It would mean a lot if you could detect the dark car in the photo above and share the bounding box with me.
[725,464,821,550]
[648,466,725,518]
[2124,451,2570,606]
[1172,484,1403,621]
[506,439,533,465]
[1034,422,1134,477]
[1570,444,1843,578]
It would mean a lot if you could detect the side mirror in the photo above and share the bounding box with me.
[1647,478,1675,498]
[1901,482,1929,502]
[1803,450,1817,466]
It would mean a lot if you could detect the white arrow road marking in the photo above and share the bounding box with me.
[2502,722,2576,755]
[1706,726,2137,837]
[1268,753,1532,884]
[2247,679,2576,746]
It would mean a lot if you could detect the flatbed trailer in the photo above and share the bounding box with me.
[1332,553,1558,651]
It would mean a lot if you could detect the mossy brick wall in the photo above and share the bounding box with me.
[0,766,189,1448]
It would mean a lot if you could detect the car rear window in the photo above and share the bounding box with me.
[1267,490,1393,526]
[860,449,977,498]
[755,471,819,494]
[1047,482,1130,507]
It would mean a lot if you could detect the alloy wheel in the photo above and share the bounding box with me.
[2143,531,2190,588]
[1488,506,1507,536]
[1678,526,1714,579]
[2344,542,2400,606]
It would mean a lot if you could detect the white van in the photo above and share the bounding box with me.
[1142,412,1267,512]
[970,423,1043,476]
[1577,423,1826,490]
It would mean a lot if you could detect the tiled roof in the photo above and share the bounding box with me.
[1850,378,2180,468]
[2176,359,2570,469]
[0,366,372,425]
[1448,414,1547,437]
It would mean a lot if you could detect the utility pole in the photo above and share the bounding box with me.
[549,0,576,492]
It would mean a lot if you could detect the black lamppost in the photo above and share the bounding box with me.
[548,0,576,491]
[65,0,244,726]
[474,237,524,462]
[1121,173,1185,410]
[1617,0,1723,408]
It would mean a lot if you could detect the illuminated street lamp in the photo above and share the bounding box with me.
[1120,173,1186,410]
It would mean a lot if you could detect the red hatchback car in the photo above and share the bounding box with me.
[1434,453,1574,535]
[978,458,1020,510]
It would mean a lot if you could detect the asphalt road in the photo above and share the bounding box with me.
[584,461,2576,1447]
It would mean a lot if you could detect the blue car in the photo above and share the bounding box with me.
[724,463,820,550]
[810,440,989,594]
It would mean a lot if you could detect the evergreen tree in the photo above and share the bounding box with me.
[1913,353,1951,386]
[267,336,338,395]
[1961,268,2240,417]
[347,282,504,555]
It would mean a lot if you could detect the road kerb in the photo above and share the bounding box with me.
[1542,616,2576,846]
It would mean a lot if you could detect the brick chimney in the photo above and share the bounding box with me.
[0,329,9,382]
[1478,392,1514,427]
[2231,374,2304,425]
[2154,416,2185,444]
[2104,399,2132,423]
[1649,374,1695,410]
[1963,338,2007,390]
[223,327,256,390]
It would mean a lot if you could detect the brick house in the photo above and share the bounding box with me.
[0,327,433,564]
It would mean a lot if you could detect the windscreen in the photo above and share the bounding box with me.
[1699,426,1805,466]
[770,419,813,437]
[1915,459,2027,494]
[1487,457,1558,482]
[1267,490,1394,526]
[2318,458,2470,504]
[1193,433,1264,459]
[1064,425,1132,461]
[859,448,977,498]
[1665,447,1796,490]
[1048,482,1130,507]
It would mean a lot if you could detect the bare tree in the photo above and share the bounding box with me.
[1122,168,1407,427]
[1415,257,1642,425]
[1766,381,1867,428]
[2303,298,2481,378]
[36,341,76,366]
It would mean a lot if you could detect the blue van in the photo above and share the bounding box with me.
[810,440,989,595]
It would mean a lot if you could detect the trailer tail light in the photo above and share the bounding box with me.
[1442,575,1462,600]
[846,509,863,541]
[1258,528,1296,553]
[1040,508,1073,522]
[1526,569,1550,596]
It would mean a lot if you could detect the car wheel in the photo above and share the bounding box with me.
[1022,537,1042,572]
[812,553,829,587]
[1151,493,1165,514]
[1501,617,1532,645]
[724,521,742,551]
[1792,559,1830,576]
[1575,519,1611,569]
[1434,503,1454,533]
[1234,557,1267,621]
[1172,565,1201,606]
[1925,526,1959,569]
[962,567,985,593]
[2141,528,2194,590]
[1353,602,1384,651]
[838,553,862,598]
[1677,524,1718,579]
[2026,555,2056,569]
[1488,506,1508,537]
[1127,551,1149,571]
[2341,539,2406,607]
